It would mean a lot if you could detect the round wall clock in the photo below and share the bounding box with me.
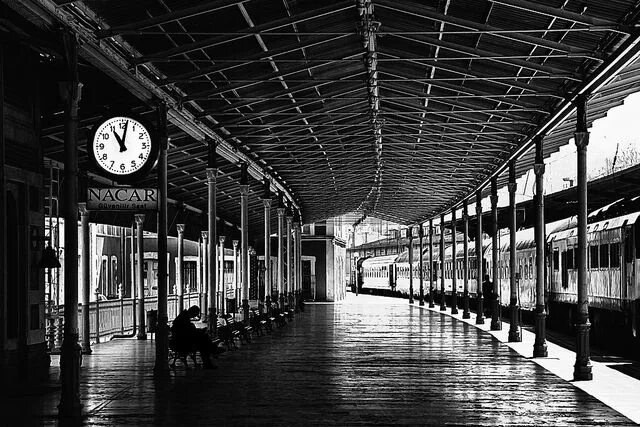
[88,114,158,183]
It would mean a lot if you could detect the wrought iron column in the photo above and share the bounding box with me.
[508,163,521,342]
[440,214,446,311]
[475,191,485,325]
[428,219,435,308]
[262,180,272,312]
[219,235,226,316]
[533,135,548,357]
[277,203,285,307]
[286,211,293,308]
[574,95,593,381]
[136,215,146,339]
[154,102,169,374]
[293,217,300,310]
[177,224,185,312]
[462,204,470,319]
[58,30,82,417]
[200,231,208,320]
[418,223,424,306]
[240,163,250,323]
[79,203,91,354]
[206,140,217,333]
[451,209,458,314]
[490,177,501,331]
[232,240,239,313]
[408,227,414,304]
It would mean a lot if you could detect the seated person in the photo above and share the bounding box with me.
[171,305,217,369]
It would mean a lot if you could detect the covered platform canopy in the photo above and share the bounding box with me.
[9,0,640,231]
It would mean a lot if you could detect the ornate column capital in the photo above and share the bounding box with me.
[219,235,226,244]
[240,184,249,196]
[534,163,545,176]
[78,202,89,216]
[574,131,589,150]
[507,182,517,193]
[276,207,286,217]
[201,231,208,242]
[206,167,218,182]
[176,223,185,235]
[232,239,239,249]
[286,215,293,226]
[262,198,272,208]
[135,214,145,226]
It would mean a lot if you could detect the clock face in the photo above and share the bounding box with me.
[90,115,158,182]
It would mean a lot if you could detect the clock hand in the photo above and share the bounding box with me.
[119,120,129,152]
[112,129,126,152]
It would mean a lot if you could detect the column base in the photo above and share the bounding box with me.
[490,319,502,331]
[476,297,485,324]
[508,328,521,342]
[573,321,592,381]
[419,300,425,306]
[136,333,147,340]
[462,311,470,319]
[58,333,83,418]
[533,307,547,357]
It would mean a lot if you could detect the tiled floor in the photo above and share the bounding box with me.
[3,294,635,426]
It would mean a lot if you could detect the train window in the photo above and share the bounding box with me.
[567,248,574,269]
[553,249,559,271]
[590,246,599,269]
[610,243,621,268]
[600,244,609,268]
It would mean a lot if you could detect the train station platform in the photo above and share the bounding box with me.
[4,294,639,426]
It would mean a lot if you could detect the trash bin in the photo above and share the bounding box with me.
[147,309,158,334]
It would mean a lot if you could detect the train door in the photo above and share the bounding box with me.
[389,264,396,290]
[561,250,568,289]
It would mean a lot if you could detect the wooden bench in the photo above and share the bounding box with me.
[168,329,222,369]
[250,308,268,336]
[223,314,253,344]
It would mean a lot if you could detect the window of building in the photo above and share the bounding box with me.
[553,249,559,271]
[567,248,574,270]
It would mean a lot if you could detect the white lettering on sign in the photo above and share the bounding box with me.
[87,188,158,211]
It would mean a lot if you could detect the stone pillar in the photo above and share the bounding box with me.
[262,180,272,312]
[533,135,548,358]
[428,219,435,308]
[286,213,293,308]
[200,231,209,319]
[574,95,593,381]
[219,235,226,316]
[177,224,185,312]
[490,177,501,331]
[58,29,83,417]
[439,214,446,311]
[277,204,286,306]
[475,190,485,325]
[240,163,250,323]
[79,203,91,354]
[136,215,146,339]
[418,223,424,306]
[408,227,414,304]
[508,163,521,342]
[462,204,470,319]
[154,101,169,374]
[206,140,218,333]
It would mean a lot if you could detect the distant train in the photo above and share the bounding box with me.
[357,210,640,355]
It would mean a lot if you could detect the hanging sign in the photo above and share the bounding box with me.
[87,187,158,211]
